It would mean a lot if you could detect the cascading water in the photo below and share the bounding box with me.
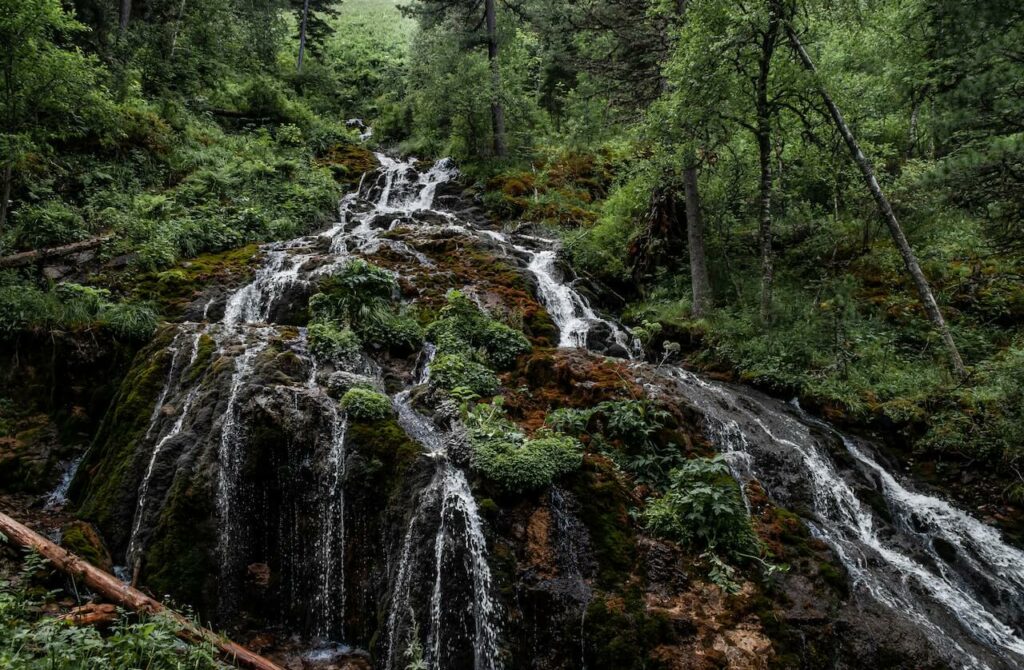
[127,329,203,572]
[385,344,502,670]
[637,366,1024,670]
[107,148,1024,669]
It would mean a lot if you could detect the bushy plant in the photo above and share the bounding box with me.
[429,354,500,397]
[425,291,531,370]
[341,388,393,421]
[466,401,583,492]
[0,279,156,340]
[642,455,756,561]
[310,260,399,329]
[0,552,225,669]
[547,400,681,487]
[358,312,424,354]
[308,322,362,364]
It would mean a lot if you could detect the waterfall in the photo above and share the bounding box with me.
[649,366,1024,669]
[385,342,502,670]
[108,148,1024,669]
[127,330,203,571]
[313,404,348,639]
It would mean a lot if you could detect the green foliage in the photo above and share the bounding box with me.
[341,388,393,422]
[359,312,425,354]
[308,322,362,364]
[549,399,682,488]
[429,354,500,397]
[310,260,399,327]
[0,279,156,341]
[310,260,424,353]
[643,456,757,562]
[0,552,224,669]
[466,399,583,492]
[425,290,531,370]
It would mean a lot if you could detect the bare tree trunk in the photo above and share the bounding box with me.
[0,511,284,670]
[756,16,779,323]
[0,235,110,269]
[684,166,712,316]
[485,0,508,158]
[783,23,968,379]
[170,0,189,58]
[0,165,11,234]
[119,0,132,36]
[297,0,310,72]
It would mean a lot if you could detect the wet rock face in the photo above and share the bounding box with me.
[62,155,1024,670]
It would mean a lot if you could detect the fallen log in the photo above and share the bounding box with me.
[59,603,119,628]
[0,511,284,670]
[0,235,111,269]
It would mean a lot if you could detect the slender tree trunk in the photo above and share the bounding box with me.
[684,166,712,316]
[783,23,968,379]
[170,0,189,58]
[485,0,508,158]
[119,0,132,36]
[297,0,310,72]
[756,17,779,323]
[0,165,11,234]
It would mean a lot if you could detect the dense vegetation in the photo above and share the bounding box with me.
[1,0,1023,662]
[383,0,1024,502]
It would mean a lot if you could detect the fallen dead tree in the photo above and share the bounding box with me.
[0,511,284,670]
[0,235,111,269]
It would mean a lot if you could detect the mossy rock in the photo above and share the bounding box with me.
[143,471,219,613]
[583,590,672,670]
[75,327,180,548]
[568,461,637,588]
[61,521,113,572]
[346,418,421,499]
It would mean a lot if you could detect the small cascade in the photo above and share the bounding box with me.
[313,404,348,639]
[216,333,273,595]
[479,230,638,357]
[650,366,1024,670]
[44,455,84,510]
[385,343,502,670]
[126,330,203,570]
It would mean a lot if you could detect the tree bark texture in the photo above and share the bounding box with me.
[297,0,310,72]
[684,166,712,316]
[756,14,779,323]
[485,0,508,158]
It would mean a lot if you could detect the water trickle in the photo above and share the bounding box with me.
[127,331,204,570]
[44,454,84,510]
[313,404,348,639]
[385,342,501,670]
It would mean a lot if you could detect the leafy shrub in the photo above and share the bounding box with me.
[340,388,393,421]
[0,279,156,340]
[642,455,756,561]
[466,401,583,492]
[0,552,225,669]
[10,201,90,250]
[547,400,681,487]
[98,301,158,341]
[308,322,362,364]
[358,312,424,354]
[310,260,398,328]
[430,354,500,397]
[425,291,530,370]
